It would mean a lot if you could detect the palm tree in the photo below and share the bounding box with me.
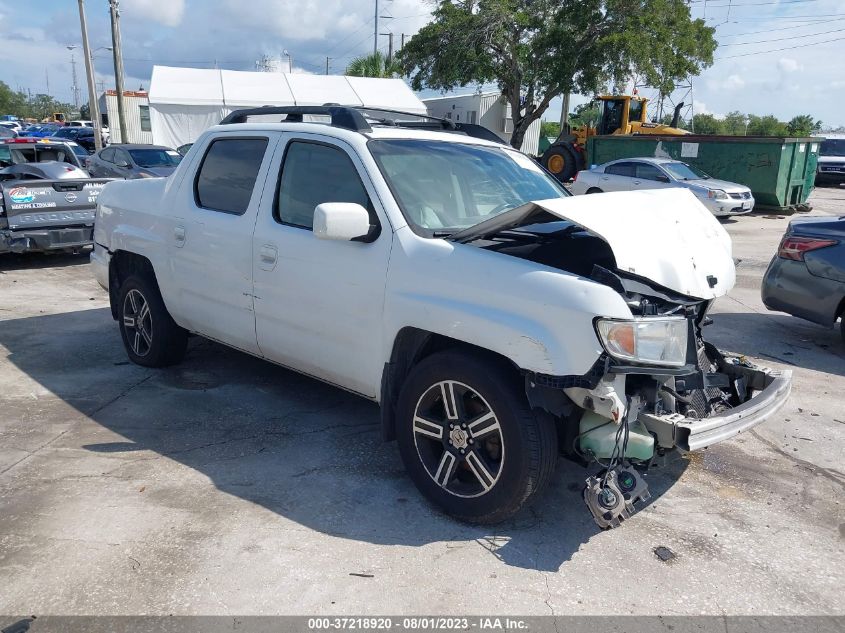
[345,52,402,78]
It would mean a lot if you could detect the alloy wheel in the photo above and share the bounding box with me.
[122,288,153,357]
[412,380,505,498]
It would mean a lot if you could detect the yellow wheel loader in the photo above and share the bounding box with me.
[541,95,689,182]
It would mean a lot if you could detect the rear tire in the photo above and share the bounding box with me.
[585,187,604,194]
[395,350,557,524]
[117,274,188,368]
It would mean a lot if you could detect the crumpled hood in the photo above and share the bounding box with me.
[535,188,736,300]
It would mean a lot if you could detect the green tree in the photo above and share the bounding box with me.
[399,0,716,149]
[569,102,601,128]
[786,114,822,137]
[345,52,402,78]
[691,113,724,135]
[722,110,747,135]
[400,0,716,147]
[746,114,788,137]
[540,120,560,138]
[0,81,28,117]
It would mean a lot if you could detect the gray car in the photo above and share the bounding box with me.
[86,144,182,179]
[762,215,845,341]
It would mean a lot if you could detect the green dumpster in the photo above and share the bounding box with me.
[585,135,822,213]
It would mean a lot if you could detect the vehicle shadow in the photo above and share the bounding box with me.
[0,249,91,272]
[706,310,844,377]
[0,307,688,572]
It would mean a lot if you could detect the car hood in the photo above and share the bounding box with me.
[684,178,748,192]
[534,188,736,300]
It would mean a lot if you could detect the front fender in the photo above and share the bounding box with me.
[383,228,633,377]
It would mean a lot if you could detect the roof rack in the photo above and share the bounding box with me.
[219,105,507,145]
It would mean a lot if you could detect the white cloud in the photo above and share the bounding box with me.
[693,101,720,118]
[122,0,186,28]
[777,57,802,73]
[723,74,745,90]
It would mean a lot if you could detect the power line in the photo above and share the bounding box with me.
[715,34,845,59]
[719,16,845,37]
[720,25,845,46]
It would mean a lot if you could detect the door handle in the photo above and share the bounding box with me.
[601,176,609,181]
[633,180,641,185]
[258,244,278,270]
[174,225,186,247]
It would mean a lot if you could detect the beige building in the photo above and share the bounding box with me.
[97,90,154,144]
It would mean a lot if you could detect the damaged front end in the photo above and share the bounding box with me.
[566,267,791,458]
[559,268,791,527]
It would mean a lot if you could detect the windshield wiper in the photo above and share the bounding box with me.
[447,203,542,244]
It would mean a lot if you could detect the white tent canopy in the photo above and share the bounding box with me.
[148,66,427,148]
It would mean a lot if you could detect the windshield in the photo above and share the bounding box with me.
[663,161,710,180]
[820,139,845,157]
[128,148,181,168]
[69,144,89,159]
[369,139,567,233]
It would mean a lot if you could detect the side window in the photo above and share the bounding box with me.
[194,137,269,215]
[635,163,667,181]
[101,148,115,163]
[275,141,372,230]
[605,162,636,177]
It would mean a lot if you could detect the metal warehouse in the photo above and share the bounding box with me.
[97,89,153,144]
[423,92,542,155]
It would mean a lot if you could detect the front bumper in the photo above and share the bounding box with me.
[0,226,94,254]
[640,363,792,451]
[700,195,755,217]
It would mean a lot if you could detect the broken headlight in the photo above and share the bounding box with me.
[595,317,688,367]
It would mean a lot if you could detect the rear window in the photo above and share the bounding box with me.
[194,137,268,214]
[605,162,636,177]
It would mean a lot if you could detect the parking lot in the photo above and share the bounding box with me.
[0,188,842,615]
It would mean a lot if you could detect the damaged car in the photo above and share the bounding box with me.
[91,106,792,527]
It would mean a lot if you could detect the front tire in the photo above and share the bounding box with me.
[117,274,188,367]
[396,351,557,524]
[542,144,579,182]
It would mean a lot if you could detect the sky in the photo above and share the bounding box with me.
[1,0,843,128]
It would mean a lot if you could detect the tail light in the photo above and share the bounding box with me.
[572,171,578,182]
[777,235,838,261]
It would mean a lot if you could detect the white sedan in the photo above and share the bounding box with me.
[570,157,755,217]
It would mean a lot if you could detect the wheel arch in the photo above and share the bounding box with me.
[379,328,522,441]
[108,250,157,320]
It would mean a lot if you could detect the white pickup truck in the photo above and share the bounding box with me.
[91,106,791,526]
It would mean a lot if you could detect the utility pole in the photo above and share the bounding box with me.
[374,0,380,55]
[45,69,50,95]
[77,0,102,150]
[325,57,330,75]
[387,32,394,62]
[559,92,570,130]
[401,33,405,50]
[109,0,128,144]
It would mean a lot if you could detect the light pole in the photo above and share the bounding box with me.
[76,0,102,151]
[283,49,292,73]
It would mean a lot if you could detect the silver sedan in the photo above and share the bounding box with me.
[570,157,755,217]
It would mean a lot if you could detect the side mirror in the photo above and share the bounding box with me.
[313,202,371,241]
[657,175,670,183]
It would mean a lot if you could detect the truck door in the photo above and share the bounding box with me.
[251,135,392,398]
[167,132,279,355]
